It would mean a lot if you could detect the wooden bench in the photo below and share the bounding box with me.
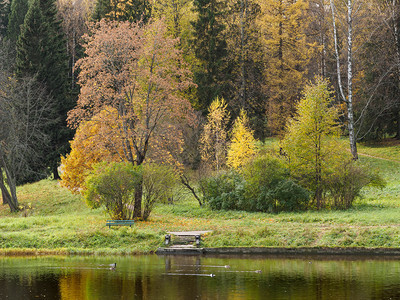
[165,231,212,246]
[106,220,135,228]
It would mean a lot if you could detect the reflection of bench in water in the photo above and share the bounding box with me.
[164,231,212,246]
[106,220,135,228]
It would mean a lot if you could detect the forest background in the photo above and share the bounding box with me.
[1,0,400,218]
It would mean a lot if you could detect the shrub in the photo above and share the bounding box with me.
[84,162,179,221]
[257,180,310,212]
[325,160,386,209]
[243,154,288,198]
[142,164,178,220]
[84,162,142,220]
[202,155,310,213]
[201,171,246,210]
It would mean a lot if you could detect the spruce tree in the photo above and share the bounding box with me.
[16,0,72,180]
[191,0,228,111]
[0,0,10,37]
[6,0,28,44]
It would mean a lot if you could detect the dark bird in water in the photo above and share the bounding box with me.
[109,263,116,270]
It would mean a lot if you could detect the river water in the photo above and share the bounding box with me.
[0,254,399,299]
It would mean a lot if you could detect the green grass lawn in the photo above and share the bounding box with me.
[1,139,400,254]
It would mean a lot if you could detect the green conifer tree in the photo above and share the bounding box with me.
[6,0,28,44]
[16,0,72,180]
[0,0,10,37]
[191,0,228,111]
[92,0,151,22]
[281,78,346,209]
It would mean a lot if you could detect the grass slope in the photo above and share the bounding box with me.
[1,139,400,254]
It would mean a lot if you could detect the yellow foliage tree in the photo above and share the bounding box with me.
[280,77,347,208]
[200,97,230,170]
[60,108,124,193]
[257,0,315,134]
[227,109,257,170]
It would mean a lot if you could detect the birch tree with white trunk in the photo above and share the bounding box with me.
[330,0,358,159]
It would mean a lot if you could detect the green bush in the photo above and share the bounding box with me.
[201,171,246,210]
[84,162,142,220]
[257,180,310,212]
[84,162,179,221]
[202,155,310,213]
[325,160,386,209]
[142,164,178,220]
[243,155,288,201]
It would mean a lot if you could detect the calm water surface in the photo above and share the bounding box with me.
[0,254,399,299]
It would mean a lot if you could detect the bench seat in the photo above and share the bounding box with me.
[106,220,135,228]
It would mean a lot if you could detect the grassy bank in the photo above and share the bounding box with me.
[1,139,400,255]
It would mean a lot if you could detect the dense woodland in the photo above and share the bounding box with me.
[0,0,398,217]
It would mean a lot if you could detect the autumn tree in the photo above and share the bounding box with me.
[151,0,193,38]
[227,109,257,170]
[151,0,197,69]
[60,108,124,193]
[69,19,194,219]
[57,0,92,89]
[281,78,347,209]
[199,97,230,170]
[257,0,314,135]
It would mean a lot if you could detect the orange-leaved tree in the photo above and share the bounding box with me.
[68,18,195,219]
[60,107,124,193]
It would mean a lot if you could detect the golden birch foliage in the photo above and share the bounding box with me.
[281,78,348,206]
[257,0,315,134]
[60,108,124,193]
[227,109,257,170]
[200,97,230,170]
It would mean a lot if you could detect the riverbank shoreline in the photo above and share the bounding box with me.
[157,246,400,256]
[2,246,400,257]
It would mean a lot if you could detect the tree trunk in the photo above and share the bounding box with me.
[347,0,358,160]
[320,0,327,77]
[0,168,19,212]
[239,0,247,108]
[52,163,60,180]
[133,179,143,219]
[1,189,6,205]
[330,0,358,159]
[397,111,400,139]
[133,151,145,219]
[180,174,203,206]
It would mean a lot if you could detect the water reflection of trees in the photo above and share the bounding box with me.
[1,256,400,299]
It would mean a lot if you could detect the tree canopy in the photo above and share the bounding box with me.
[68,18,195,218]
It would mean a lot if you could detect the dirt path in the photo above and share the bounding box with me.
[358,152,400,163]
